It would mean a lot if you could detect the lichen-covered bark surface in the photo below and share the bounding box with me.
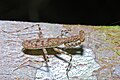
[0,21,120,80]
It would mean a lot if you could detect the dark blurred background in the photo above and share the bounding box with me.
[0,0,120,25]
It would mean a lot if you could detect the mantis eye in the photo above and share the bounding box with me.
[79,30,84,34]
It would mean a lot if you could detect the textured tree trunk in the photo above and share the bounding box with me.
[0,21,120,80]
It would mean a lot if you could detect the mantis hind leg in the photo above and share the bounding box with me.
[13,56,44,71]
[53,48,72,80]
[37,24,43,39]
[42,48,50,72]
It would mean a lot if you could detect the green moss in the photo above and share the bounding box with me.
[100,26,120,29]
[92,25,120,57]
[93,26,120,31]
[116,50,120,56]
